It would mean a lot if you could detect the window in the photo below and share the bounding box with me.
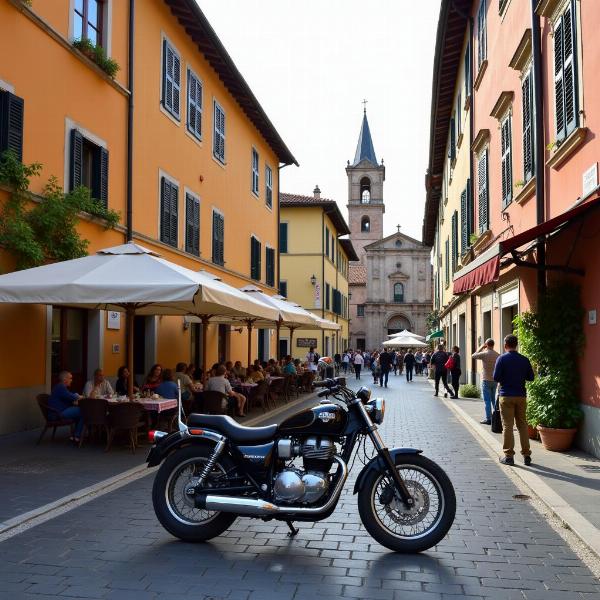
[451,211,458,273]
[279,222,288,253]
[325,283,330,310]
[265,165,273,208]
[251,148,259,196]
[213,100,226,163]
[357,304,365,317]
[522,70,535,182]
[0,90,24,161]
[360,177,371,203]
[325,227,330,256]
[477,149,489,232]
[266,247,275,287]
[70,129,109,207]
[445,238,450,287]
[279,280,287,298]
[161,39,181,120]
[501,114,513,207]
[250,236,261,281]
[393,283,404,303]
[332,289,342,315]
[464,42,471,96]
[499,0,509,13]
[212,211,224,265]
[74,0,103,46]
[449,114,456,162]
[160,176,178,248]
[477,0,487,68]
[185,192,200,256]
[460,179,473,255]
[554,1,578,142]
[457,93,462,138]
[361,216,370,232]
[186,69,202,140]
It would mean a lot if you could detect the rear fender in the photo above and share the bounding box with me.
[146,428,224,467]
[353,448,422,494]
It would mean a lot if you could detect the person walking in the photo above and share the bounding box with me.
[472,339,500,424]
[379,349,392,387]
[392,351,398,375]
[422,352,431,377]
[341,351,350,374]
[493,334,535,466]
[403,349,415,382]
[448,346,462,399]
[353,350,364,380]
[414,350,423,375]
[371,352,381,384]
[431,344,453,397]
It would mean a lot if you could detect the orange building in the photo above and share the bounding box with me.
[0,0,296,433]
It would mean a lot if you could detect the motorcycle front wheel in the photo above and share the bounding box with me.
[152,445,237,542]
[358,454,456,553]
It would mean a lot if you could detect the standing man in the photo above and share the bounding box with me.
[306,346,318,376]
[403,349,415,382]
[353,350,364,380]
[493,334,535,466]
[431,344,453,397]
[379,348,392,388]
[472,339,500,425]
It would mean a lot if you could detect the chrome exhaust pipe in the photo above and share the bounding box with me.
[196,456,348,517]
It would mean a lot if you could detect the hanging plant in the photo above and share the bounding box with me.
[73,38,120,79]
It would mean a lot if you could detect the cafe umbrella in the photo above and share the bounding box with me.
[0,243,281,395]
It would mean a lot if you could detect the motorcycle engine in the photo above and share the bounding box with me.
[273,437,334,504]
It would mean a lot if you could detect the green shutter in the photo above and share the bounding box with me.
[563,2,578,137]
[478,151,489,232]
[0,91,24,162]
[460,188,468,254]
[501,116,512,207]
[449,116,456,162]
[213,212,225,265]
[522,72,534,181]
[279,222,288,253]
[70,129,83,191]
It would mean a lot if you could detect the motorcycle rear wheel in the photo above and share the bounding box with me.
[358,454,456,553]
[152,445,237,542]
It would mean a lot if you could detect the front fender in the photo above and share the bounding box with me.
[353,448,422,494]
[146,428,224,467]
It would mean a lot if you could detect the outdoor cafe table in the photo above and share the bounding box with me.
[106,396,178,412]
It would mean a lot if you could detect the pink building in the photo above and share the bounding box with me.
[424,0,600,456]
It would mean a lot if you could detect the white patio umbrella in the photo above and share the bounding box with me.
[382,337,428,348]
[0,243,280,394]
[387,329,426,340]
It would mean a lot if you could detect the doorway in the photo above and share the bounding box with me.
[218,324,229,363]
[279,338,289,359]
[482,310,492,343]
[51,307,87,392]
[458,313,466,383]
[357,338,366,351]
[501,305,518,343]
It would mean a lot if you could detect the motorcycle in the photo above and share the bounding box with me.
[146,377,456,553]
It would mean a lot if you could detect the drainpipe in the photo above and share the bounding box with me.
[321,210,325,353]
[276,163,290,358]
[126,0,135,242]
[531,0,546,296]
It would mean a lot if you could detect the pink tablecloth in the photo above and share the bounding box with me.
[138,398,178,413]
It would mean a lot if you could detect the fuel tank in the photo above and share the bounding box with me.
[278,403,348,436]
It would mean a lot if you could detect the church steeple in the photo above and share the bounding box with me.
[353,109,378,166]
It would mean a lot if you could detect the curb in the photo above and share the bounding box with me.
[429,379,600,560]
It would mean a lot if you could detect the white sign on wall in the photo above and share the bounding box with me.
[107,311,121,330]
[583,163,598,198]
[314,283,321,309]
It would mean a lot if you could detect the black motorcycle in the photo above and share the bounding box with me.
[146,377,456,553]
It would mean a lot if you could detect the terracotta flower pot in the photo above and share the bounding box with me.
[536,425,577,452]
[527,424,538,440]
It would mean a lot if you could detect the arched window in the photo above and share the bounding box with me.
[393,283,404,303]
[360,177,371,203]
[361,216,370,232]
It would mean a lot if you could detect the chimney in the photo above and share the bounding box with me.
[313,185,321,199]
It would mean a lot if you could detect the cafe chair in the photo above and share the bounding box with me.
[249,379,271,413]
[200,391,228,415]
[36,393,75,445]
[105,402,144,454]
[78,397,109,448]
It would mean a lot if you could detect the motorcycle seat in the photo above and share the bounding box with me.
[187,414,277,444]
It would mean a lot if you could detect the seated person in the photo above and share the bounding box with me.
[282,355,297,375]
[83,368,114,398]
[206,365,247,417]
[231,361,246,379]
[141,363,163,392]
[266,358,282,376]
[192,367,205,386]
[293,358,304,373]
[115,365,139,396]
[174,362,198,400]
[155,369,178,399]
[246,365,265,383]
[253,359,263,373]
[49,371,83,443]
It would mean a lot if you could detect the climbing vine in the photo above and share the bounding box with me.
[0,150,120,270]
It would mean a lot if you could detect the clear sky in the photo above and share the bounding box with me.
[199,0,441,241]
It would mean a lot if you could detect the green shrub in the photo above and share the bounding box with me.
[459,384,480,398]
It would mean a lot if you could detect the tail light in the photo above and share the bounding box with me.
[148,430,167,443]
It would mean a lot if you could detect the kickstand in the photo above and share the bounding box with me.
[285,520,299,537]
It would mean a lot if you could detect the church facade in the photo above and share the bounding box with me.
[347,111,433,350]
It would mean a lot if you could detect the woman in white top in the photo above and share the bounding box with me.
[306,347,318,373]
[342,352,350,374]
[353,351,364,380]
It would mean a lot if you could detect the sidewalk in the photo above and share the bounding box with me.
[433,381,600,557]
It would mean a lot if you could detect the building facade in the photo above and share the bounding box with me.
[424,0,600,457]
[348,111,432,350]
[279,189,357,358]
[0,0,295,433]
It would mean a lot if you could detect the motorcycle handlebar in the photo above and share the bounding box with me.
[313,379,335,389]
[317,385,340,398]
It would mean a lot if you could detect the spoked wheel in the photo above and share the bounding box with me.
[358,454,456,553]
[152,445,237,542]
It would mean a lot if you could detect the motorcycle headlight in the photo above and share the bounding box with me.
[366,397,385,424]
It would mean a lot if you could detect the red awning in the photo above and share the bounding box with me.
[452,190,600,295]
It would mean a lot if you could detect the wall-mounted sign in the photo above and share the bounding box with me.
[314,283,321,309]
[583,163,598,197]
[589,310,597,326]
[297,338,318,348]
[112,343,120,354]
[107,311,121,330]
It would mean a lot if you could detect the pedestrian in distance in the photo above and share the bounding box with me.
[447,346,461,399]
[371,352,381,385]
[493,334,535,466]
[414,350,423,375]
[431,344,453,397]
[342,351,350,374]
[392,350,398,375]
[379,348,392,387]
[353,350,364,380]
[403,349,416,382]
[472,338,500,424]
[422,352,431,377]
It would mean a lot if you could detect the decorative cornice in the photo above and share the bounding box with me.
[509,29,532,71]
[490,91,514,120]
[514,176,536,205]
[546,127,588,170]
[536,0,566,20]
[471,129,490,155]
[473,59,488,91]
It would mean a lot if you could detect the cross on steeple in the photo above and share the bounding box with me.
[362,98,368,114]
[396,224,401,233]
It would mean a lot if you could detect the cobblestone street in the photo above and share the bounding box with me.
[1,374,600,600]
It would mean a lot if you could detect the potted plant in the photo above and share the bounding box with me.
[514,284,584,452]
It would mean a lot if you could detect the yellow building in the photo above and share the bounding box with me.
[0,0,295,433]
[280,188,357,359]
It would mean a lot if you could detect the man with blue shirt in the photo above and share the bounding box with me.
[49,371,83,442]
[493,334,535,466]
